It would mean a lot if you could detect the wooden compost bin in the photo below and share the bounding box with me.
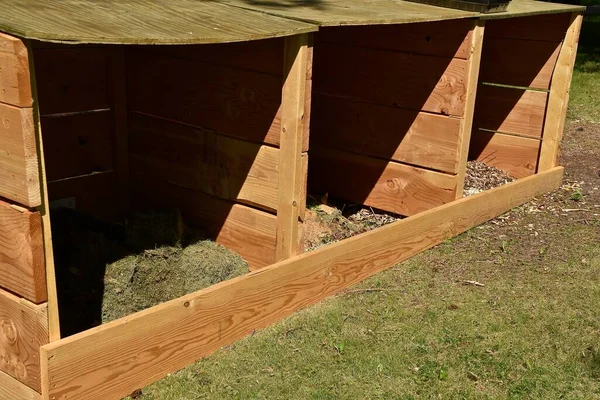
[0,1,583,399]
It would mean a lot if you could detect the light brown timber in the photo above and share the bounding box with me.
[0,370,41,400]
[538,13,583,171]
[0,199,46,303]
[0,33,32,107]
[0,288,48,392]
[41,167,565,400]
[276,34,311,262]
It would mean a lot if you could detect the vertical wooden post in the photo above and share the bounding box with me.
[455,19,485,199]
[27,42,61,342]
[276,33,311,261]
[538,12,583,172]
[111,47,130,216]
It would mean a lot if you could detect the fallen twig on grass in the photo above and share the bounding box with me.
[462,280,485,287]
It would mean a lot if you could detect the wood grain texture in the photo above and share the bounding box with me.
[539,13,583,171]
[0,103,40,207]
[129,113,280,212]
[0,33,32,107]
[0,0,316,44]
[41,167,565,400]
[310,94,462,173]
[473,85,549,138]
[34,47,110,115]
[0,288,48,392]
[128,49,283,147]
[276,34,311,262]
[0,200,46,303]
[41,112,114,182]
[131,174,277,270]
[470,131,541,178]
[483,12,572,42]
[0,370,41,400]
[479,37,561,90]
[482,1,583,20]
[316,18,474,59]
[313,42,468,116]
[309,147,457,216]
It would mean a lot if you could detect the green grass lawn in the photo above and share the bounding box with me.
[128,14,600,400]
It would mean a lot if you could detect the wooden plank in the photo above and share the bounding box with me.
[276,34,311,262]
[128,49,283,147]
[41,166,565,400]
[33,47,110,115]
[481,1,584,20]
[309,147,457,216]
[0,103,41,207]
[310,94,462,173]
[483,12,572,41]
[0,199,46,303]
[455,20,485,199]
[538,13,583,171]
[0,288,48,392]
[141,38,285,77]
[0,370,41,400]
[41,112,113,182]
[470,132,541,178]
[0,33,32,107]
[472,85,549,138]
[479,37,561,90]
[317,18,474,59]
[313,42,468,116]
[131,174,277,270]
[129,113,280,212]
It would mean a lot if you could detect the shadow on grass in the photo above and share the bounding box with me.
[576,15,600,73]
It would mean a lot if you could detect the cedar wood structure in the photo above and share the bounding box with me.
[0,0,584,398]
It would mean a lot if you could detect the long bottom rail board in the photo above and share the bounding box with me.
[40,167,564,400]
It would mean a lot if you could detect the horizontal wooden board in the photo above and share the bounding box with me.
[140,37,284,76]
[41,167,565,400]
[33,47,110,115]
[473,85,548,138]
[128,49,283,147]
[131,174,277,269]
[311,94,462,173]
[0,370,41,400]
[0,288,48,392]
[0,199,46,303]
[483,12,572,42]
[309,147,457,216]
[317,18,474,59]
[0,33,32,107]
[0,103,40,207]
[470,131,541,178]
[129,113,280,212]
[479,37,561,90]
[42,112,114,182]
[481,2,583,20]
[313,42,468,116]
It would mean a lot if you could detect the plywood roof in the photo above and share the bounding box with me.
[0,0,585,44]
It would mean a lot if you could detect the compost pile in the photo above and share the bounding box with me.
[51,208,248,337]
[463,160,516,196]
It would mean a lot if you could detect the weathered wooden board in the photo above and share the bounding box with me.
[309,147,457,216]
[0,370,41,400]
[313,43,468,116]
[131,174,277,269]
[317,18,474,59]
[128,49,283,147]
[479,37,561,90]
[0,199,46,303]
[311,94,462,173]
[129,113,280,212]
[470,131,541,178]
[482,1,584,20]
[41,112,114,182]
[0,103,40,207]
[0,33,32,107]
[0,288,48,392]
[472,85,548,138]
[482,7,575,32]
[144,37,284,77]
[40,167,565,400]
[0,0,317,44]
[33,47,110,115]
